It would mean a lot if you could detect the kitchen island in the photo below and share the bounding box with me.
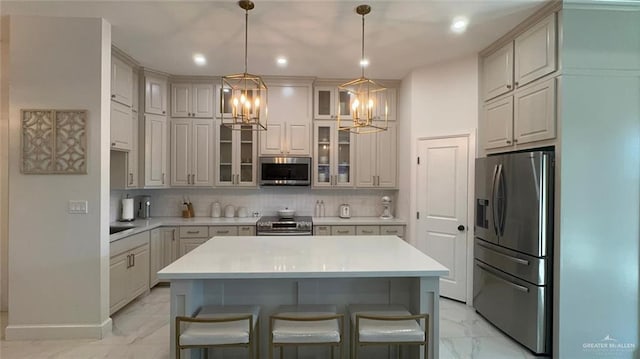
[158,235,448,359]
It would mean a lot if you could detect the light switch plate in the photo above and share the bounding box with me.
[68,200,88,214]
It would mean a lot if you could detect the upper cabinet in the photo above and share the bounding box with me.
[132,69,139,112]
[170,118,215,187]
[145,73,168,115]
[143,113,168,187]
[482,13,556,102]
[260,80,313,156]
[171,83,214,118]
[313,86,352,120]
[480,11,558,153]
[355,123,397,188]
[111,56,133,107]
[514,13,557,89]
[110,101,132,151]
[216,120,257,187]
[313,121,354,188]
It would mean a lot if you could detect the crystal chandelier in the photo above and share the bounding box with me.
[221,0,267,131]
[338,4,388,134]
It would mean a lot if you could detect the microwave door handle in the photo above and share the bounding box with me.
[491,164,500,236]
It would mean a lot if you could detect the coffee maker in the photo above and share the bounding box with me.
[380,196,393,219]
[138,195,151,219]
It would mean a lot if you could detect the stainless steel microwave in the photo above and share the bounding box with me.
[259,157,311,186]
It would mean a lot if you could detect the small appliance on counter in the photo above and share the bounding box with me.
[137,195,151,219]
[380,196,394,219]
[339,204,351,218]
[224,204,236,218]
[120,195,134,222]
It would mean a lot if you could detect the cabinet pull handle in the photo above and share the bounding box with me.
[126,254,131,268]
[217,230,229,234]
[337,230,349,234]
[386,230,398,234]
[129,173,133,185]
[132,253,135,267]
[186,230,200,234]
[162,173,165,185]
[361,230,373,234]
[172,229,176,241]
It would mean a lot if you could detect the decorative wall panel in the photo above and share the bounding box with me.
[21,109,87,174]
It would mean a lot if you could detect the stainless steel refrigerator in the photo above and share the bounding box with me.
[473,150,554,355]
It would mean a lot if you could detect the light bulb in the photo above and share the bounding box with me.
[240,94,246,104]
[352,99,360,111]
[245,101,251,110]
[233,97,239,106]
[368,99,374,108]
[254,98,260,107]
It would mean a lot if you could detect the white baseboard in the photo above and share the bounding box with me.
[5,317,112,340]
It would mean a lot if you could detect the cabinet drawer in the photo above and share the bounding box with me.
[331,226,355,236]
[380,225,405,238]
[179,226,209,238]
[314,225,331,236]
[110,231,150,257]
[209,226,239,237]
[356,226,380,236]
[238,225,256,236]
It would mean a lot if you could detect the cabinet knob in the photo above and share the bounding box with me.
[458,225,466,232]
[162,111,166,114]
[111,142,116,146]
[514,139,518,143]
[506,84,512,89]
[506,140,512,144]
[514,82,519,87]
[111,94,116,98]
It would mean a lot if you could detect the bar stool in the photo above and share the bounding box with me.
[269,304,344,359]
[176,304,261,359]
[349,304,429,359]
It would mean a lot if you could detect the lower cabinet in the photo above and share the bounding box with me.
[179,238,209,257]
[110,231,150,315]
[178,226,210,257]
[149,227,178,287]
[314,224,405,238]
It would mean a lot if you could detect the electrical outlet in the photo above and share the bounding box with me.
[68,200,88,214]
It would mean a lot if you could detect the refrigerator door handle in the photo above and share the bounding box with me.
[491,164,501,236]
[477,261,530,293]
[498,164,506,236]
[477,241,530,266]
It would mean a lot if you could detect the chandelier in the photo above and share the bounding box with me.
[221,0,267,131]
[338,4,388,134]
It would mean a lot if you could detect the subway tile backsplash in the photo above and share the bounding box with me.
[110,188,397,222]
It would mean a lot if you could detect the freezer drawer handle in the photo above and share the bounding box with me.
[477,261,529,293]
[477,241,530,266]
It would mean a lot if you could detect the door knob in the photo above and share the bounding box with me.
[457,225,465,231]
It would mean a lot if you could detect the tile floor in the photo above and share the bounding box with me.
[0,286,540,359]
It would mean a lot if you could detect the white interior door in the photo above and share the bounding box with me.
[417,136,469,302]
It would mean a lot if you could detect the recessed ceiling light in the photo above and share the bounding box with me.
[451,17,468,34]
[276,57,288,66]
[360,59,369,67]
[193,53,206,66]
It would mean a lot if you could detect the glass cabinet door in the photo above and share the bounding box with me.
[337,89,353,120]
[336,129,352,185]
[316,125,332,185]
[218,123,233,184]
[238,125,256,185]
[314,87,335,120]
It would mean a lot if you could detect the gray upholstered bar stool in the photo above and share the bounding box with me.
[176,304,261,359]
[269,304,344,359]
[349,304,429,359]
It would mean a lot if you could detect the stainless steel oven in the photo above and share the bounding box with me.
[259,157,311,186]
[256,216,313,236]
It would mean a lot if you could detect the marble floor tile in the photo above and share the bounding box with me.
[0,287,543,359]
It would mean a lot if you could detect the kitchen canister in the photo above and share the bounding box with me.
[211,201,221,218]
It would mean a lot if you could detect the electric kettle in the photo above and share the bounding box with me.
[339,204,351,218]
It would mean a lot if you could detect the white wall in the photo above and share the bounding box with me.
[557,5,640,358]
[399,55,479,247]
[5,15,112,340]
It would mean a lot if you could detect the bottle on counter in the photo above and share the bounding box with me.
[315,200,321,217]
[320,200,325,217]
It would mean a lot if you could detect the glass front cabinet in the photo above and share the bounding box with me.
[313,121,354,187]
[215,120,257,187]
[313,86,353,121]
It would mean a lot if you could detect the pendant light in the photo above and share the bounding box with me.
[338,4,388,134]
[221,0,268,131]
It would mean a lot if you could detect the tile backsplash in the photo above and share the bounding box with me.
[110,188,397,222]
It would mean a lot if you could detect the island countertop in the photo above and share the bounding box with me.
[157,235,449,280]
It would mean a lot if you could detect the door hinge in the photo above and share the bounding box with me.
[417,157,420,165]
[416,212,420,219]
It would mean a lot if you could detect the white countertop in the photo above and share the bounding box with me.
[110,216,407,242]
[157,235,448,280]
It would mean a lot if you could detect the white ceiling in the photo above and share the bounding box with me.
[2,0,548,79]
